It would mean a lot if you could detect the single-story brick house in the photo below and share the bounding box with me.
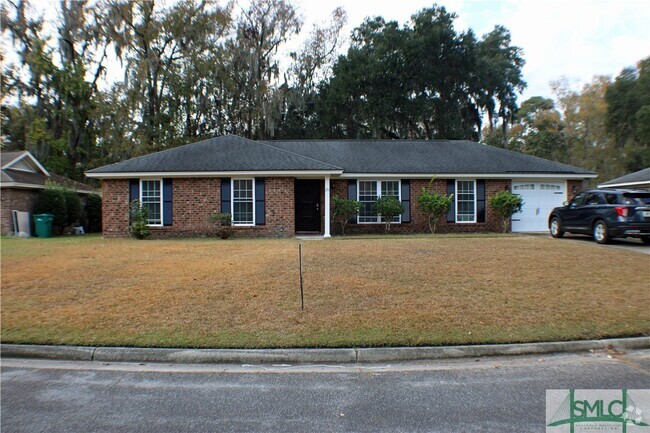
[598,167,650,190]
[1,151,97,235]
[85,135,596,238]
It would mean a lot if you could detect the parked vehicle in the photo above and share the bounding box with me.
[548,189,650,244]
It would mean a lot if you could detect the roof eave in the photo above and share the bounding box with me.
[85,169,345,179]
[338,172,597,179]
[1,181,96,194]
[598,180,650,188]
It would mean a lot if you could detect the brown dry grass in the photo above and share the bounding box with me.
[1,234,648,348]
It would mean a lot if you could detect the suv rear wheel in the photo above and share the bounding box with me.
[550,217,564,238]
[593,220,610,244]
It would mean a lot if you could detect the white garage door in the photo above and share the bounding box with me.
[511,182,566,232]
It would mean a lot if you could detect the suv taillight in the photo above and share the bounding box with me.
[615,206,628,217]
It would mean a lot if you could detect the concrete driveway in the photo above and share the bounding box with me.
[525,232,650,255]
[2,350,649,433]
[555,234,650,255]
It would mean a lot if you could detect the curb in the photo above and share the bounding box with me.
[1,337,648,364]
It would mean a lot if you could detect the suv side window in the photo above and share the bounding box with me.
[604,193,621,204]
[570,193,587,207]
[585,193,603,205]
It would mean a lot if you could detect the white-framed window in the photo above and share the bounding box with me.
[513,183,535,191]
[140,179,163,226]
[540,184,562,191]
[357,180,401,224]
[232,178,255,226]
[456,180,476,223]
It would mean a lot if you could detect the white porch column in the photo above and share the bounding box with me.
[324,175,331,238]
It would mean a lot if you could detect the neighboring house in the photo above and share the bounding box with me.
[1,151,97,235]
[85,135,596,238]
[598,168,650,190]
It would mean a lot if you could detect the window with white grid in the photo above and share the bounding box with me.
[358,180,378,223]
[140,180,162,225]
[357,180,401,223]
[232,179,254,225]
[456,180,476,223]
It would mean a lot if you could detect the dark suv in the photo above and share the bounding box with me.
[548,189,650,244]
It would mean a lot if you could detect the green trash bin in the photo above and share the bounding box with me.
[33,214,54,238]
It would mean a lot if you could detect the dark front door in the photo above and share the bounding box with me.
[295,179,321,232]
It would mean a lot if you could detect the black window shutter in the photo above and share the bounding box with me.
[255,178,265,225]
[163,178,173,226]
[129,179,139,203]
[447,179,456,222]
[221,178,231,214]
[477,180,486,223]
[348,180,358,224]
[401,180,410,223]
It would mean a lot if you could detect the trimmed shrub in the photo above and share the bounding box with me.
[33,188,67,235]
[84,193,102,233]
[373,196,404,233]
[417,183,454,234]
[208,212,233,239]
[129,201,151,239]
[62,188,82,230]
[489,191,524,233]
[332,195,362,236]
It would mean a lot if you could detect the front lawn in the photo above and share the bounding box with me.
[1,235,648,348]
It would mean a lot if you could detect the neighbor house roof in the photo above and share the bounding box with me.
[598,167,650,188]
[1,150,97,194]
[86,134,596,178]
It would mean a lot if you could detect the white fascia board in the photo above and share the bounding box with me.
[339,173,598,179]
[598,180,650,188]
[85,170,344,179]
[2,151,50,176]
[1,182,96,194]
[0,182,45,190]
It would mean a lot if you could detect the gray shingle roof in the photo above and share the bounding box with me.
[88,135,341,173]
[599,168,650,186]
[86,134,595,176]
[1,151,97,193]
[265,139,594,175]
[0,151,25,166]
[1,168,97,193]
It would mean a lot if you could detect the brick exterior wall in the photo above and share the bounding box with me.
[329,178,511,235]
[101,176,589,238]
[0,188,41,235]
[102,179,131,238]
[101,177,295,238]
[567,179,584,201]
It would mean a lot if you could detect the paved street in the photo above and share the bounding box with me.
[2,349,649,432]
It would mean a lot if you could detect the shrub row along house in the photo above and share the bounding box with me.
[86,135,596,237]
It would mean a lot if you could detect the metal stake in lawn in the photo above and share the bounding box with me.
[299,241,304,310]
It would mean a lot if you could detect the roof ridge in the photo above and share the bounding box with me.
[258,140,343,170]
[267,139,454,143]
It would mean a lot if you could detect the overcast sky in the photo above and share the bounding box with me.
[15,0,650,103]
[291,0,650,101]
